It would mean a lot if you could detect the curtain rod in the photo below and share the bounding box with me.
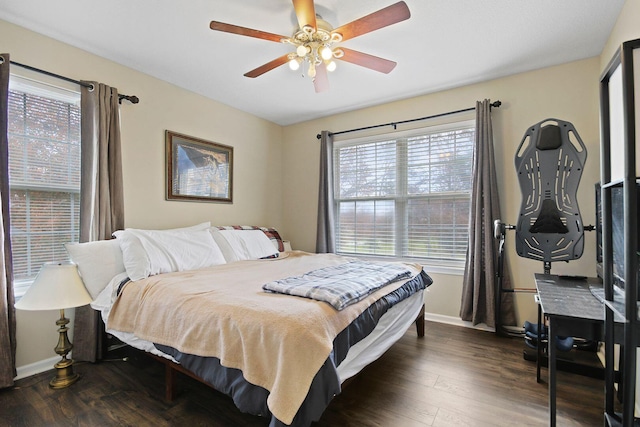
[8,60,139,105]
[316,100,501,139]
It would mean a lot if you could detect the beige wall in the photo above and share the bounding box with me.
[601,0,640,73]
[282,57,602,327]
[1,19,284,368]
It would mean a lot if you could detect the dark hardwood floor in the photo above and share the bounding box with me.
[0,321,605,426]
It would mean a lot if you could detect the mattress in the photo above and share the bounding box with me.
[96,278,424,381]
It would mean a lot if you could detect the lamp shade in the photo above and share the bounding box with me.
[15,262,93,311]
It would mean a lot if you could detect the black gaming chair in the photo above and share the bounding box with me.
[495,118,591,338]
[514,118,588,274]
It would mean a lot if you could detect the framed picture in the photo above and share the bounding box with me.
[166,130,233,203]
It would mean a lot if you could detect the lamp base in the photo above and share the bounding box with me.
[48,309,81,389]
[49,357,80,389]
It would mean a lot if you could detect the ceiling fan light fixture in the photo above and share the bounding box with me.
[296,45,310,57]
[326,60,337,72]
[288,58,301,71]
[320,45,333,60]
[308,62,316,78]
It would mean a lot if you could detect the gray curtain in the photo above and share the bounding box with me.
[460,100,516,328]
[0,53,17,388]
[73,82,124,362]
[316,130,335,253]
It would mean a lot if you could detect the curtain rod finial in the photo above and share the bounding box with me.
[316,133,322,140]
[118,94,140,104]
[491,100,502,108]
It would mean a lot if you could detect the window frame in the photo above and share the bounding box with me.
[7,73,81,298]
[332,119,475,274]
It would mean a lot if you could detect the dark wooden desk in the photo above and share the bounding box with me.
[534,274,604,427]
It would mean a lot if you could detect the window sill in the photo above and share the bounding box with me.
[336,253,465,276]
[13,279,34,302]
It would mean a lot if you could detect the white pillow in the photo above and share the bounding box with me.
[139,228,226,276]
[209,228,239,262]
[113,222,212,281]
[65,239,126,299]
[114,226,225,280]
[113,230,151,280]
[214,229,279,261]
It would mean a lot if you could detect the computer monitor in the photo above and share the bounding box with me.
[596,181,640,294]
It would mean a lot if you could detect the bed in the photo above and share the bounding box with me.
[65,223,432,427]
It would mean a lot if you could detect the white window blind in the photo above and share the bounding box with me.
[7,76,81,296]
[334,120,475,267]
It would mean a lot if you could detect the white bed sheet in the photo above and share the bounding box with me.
[92,273,425,380]
[337,289,424,382]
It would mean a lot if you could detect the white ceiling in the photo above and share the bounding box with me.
[0,0,625,126]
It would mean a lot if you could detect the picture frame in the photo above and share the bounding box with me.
[166,130,233,203]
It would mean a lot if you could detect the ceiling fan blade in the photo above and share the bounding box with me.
[313,63,329,93]
[244,54,290,78]
[210,21,287,43]
[292,0,316,30]
[332,1,410,42]
[339,48,397,74]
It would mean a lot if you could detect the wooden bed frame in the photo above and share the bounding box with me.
[150,303,425,402]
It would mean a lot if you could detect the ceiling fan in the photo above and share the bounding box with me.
[209,0,411,93]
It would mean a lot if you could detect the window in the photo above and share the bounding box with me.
[7,76,81,296]
[333,120,475,269]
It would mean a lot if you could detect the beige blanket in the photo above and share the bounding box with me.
[108,251,422,424]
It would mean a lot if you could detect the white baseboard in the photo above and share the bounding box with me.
[15,356,57,381]
[424,312,495,333]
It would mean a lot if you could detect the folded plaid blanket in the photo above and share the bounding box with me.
[262,260,413,310]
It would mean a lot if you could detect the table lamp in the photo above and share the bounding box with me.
[15,262,93,388]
